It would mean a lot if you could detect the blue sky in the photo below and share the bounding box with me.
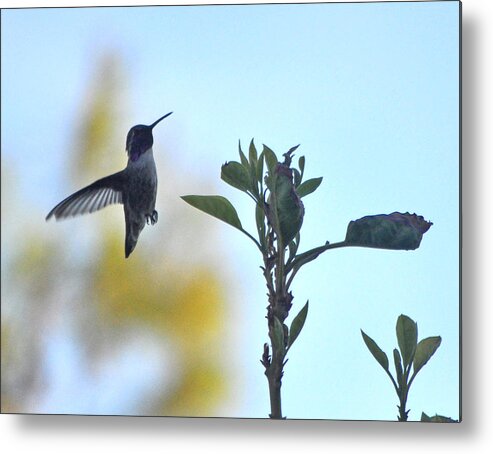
[1,1,460,420]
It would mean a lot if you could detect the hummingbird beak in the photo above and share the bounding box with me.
[150,112,173,129]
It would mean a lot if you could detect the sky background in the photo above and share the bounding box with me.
[1,1,460,420]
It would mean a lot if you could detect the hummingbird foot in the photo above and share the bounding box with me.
[146,210,158,225]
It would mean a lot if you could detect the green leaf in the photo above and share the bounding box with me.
[361,330,389,372]
[396,315,418,369]
[293,168,302,187]
[247,140,260,193]
[393,348,403,385]
[288,240,297,263]
[249,139,258,165]
[255,202,266,240]
[181,195,243,231]
[345,212,433,250]
[263,144,278,174]
[421,412,458,423]
[221,161,251,193]
[286,233,300,266]
[421,412,432,422]
[298,155,305,177]
[288,301,309,350]
[413,336,442,375]
[238,140,249,167]
[272,316,285,354]
[256,150,264,183]
[265,163,304,247]
[296,177,323,198]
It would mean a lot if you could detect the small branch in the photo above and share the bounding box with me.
[286,241,348,290]
[384,369,400,397]
[407,369,418,389]
[240,227,263,252]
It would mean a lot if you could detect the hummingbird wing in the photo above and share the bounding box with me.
[46,171,127,221]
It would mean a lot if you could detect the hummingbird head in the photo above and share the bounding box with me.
[126,112,173,162]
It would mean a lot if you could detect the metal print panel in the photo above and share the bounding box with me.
[1,0,461,421]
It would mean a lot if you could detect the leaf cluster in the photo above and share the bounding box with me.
[361,315,442,421]
[181,140,323,283]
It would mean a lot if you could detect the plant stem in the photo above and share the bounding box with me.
[266,342,283,419]
[261,231,290,419]
[397,382,409,421]
[276,246,286,299]
[264,283,287,418]
[398,395,409,422]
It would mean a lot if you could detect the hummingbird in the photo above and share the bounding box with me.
[46,112,173,258]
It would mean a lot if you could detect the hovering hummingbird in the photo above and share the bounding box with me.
[46,112,173,258]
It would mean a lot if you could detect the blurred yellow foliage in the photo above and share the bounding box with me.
[2,54,230,416]
[74,54,122,180]
[92,230,228,416]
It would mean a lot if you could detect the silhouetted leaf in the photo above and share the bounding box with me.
[221,161,251,193]
[256,150,264,183]
[298,155,305,177]
[293,168,302,187]
[249,139,258,165]
[247,140,260,190]
[263,144,278,174]
[393,348,403,385]
[361,330,389,371]
[287,240,297,264]
[288,301,309,350]
[265,163,304,247]
[255,202,265,239]
[345,212,433,250]
[413,336,442,375]
[272,316,285,354]
[181,195,243,231]
[396,315,418,369]
[421,412,458,423]
[297,177,323,198]
[238,140,249,167]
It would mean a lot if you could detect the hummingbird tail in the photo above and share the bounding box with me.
[125,230,140,258]
[125,219,143,258]
[125,237,136,258]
